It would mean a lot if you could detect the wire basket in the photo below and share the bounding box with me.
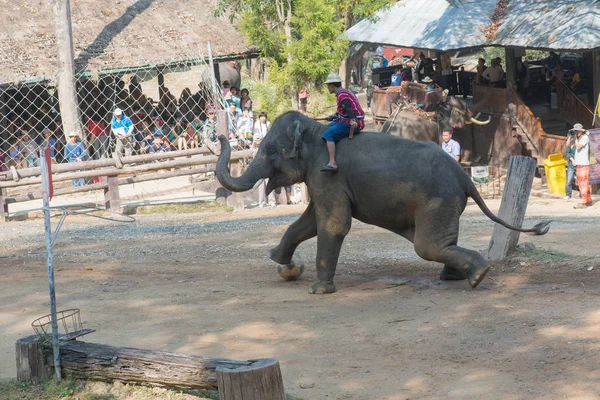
[31,309,93,342]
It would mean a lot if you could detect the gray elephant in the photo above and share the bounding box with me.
[216,112,549,294]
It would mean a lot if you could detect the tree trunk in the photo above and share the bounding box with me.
[283,1,298,110]
[487,156,536,260]
[217,358,285,400]
[54,0,83,142]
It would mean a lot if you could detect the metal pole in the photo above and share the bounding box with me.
[40,144,61,380]
[207,41,220,106]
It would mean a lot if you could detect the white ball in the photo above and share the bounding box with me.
[277,253,305,281]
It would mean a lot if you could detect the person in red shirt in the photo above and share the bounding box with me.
[319,73,365,172]
[87,116,109,160]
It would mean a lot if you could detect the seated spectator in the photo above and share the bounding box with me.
[229,87,242,113]
[252,112,270,149]
[148,136,170,153]
[64,134,87,186]
[240,88,252,112]
[153,118,166,136]
[20,132,39,168]
[139,130,155,154]
[222,81,232,99]
[0,148,7,172]
[8,137,27,169]
[228,103,240,140]
[237,108,254,148]
[42,130,57,164]
[202,109,218,144]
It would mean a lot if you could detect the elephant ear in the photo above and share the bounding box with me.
[290,120,302,159]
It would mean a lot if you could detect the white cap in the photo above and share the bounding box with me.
[114,108,123,116]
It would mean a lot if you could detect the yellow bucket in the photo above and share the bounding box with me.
[543,153,567,196]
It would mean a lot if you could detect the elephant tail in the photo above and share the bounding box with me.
[467,182,550,236]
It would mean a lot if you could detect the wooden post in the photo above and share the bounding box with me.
[505,47,516,127]
[16,335,51,382]
[103,176,121,212]
[53,0,83,142]
[487,156,536,261]
[217,358,285,400]
[0,186,8,223]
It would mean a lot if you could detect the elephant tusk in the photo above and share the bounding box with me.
[474,112,481,119]
[253,178,265,190]
[469,115,491,125]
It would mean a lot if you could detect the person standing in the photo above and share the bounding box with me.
[64,134,87,187]
[252,112,270,149]
[565,133,577,200]
[441,129,460,162]
[475,58,487,85]
[111,108,134,158]
[573,123,593,209]
[320,73,365,172]
[482,58,505,87]
[299,87,309,112]
[20,132,39,168]
[87,116,109,160]
[390,67,402,87]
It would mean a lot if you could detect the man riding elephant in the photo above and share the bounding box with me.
[216,112,549,294]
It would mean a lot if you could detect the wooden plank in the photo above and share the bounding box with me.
[104,176,121,212]
[487,156,536,261]
[15,335,51,383]
[0,186,8,223]
[217,358,285,400]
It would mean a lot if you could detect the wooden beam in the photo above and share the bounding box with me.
[104,176,120,212]
[487,156,536,261]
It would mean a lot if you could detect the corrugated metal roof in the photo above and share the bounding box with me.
[344,0,600,51]
[344,0,497,52]
[492,1,600,50]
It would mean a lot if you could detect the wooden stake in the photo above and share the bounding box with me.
[217,358,285,400]
[15,336,51,383]
[104,176,121,212]
[0,186,8,223]
[487,156,536,261]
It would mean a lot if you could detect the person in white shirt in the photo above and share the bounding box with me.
[252,112,271,149]
[236,108,254,148]
[482,58,505,87]
[573,123,593,208]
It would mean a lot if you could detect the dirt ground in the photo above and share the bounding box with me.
[1,197,600,400]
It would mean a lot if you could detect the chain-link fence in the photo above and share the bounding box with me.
[0,50,256,175]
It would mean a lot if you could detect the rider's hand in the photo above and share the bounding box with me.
[350,120,358,128]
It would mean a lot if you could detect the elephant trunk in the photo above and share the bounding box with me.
[216,136,265,192]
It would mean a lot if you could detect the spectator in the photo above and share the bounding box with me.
[237,108,254,148]
[482,58,505,87]
[257,180,276,208]
[441,129,460,162]
[188,123,200,149]
[64,134,87,186]
[565,133,577,200]
[222,81,232,100]
[87,116,109,160]
[149,136,170,153]
[570,68,581,91]
[252,112,270,149]
[229,87,242,112]
[202,109,218,144]
[111,108,134,158]
[139,129,154,154]
[400,68,411,82]
[240,88,252,112]
[573,123,592,209]
[8,137,27,169]
[20,132,39,168]
[457,66,470,98]
[42,130,57,164]
[390,67,402,87]
[275,186,293,205]
[299,87,309,112]
[179,88,197,124]
[227,103,240,140]
[475,58,487,85]
[153,118,166,136]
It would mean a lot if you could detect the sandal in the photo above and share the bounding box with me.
[320,165,338,172]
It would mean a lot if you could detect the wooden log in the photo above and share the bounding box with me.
[217,358,285,400]
[104,176,121,212]
[16,335,51,382]
[19,337,254,389]
[487,156,536,261]
[0,186,8,223]
[0,150,255,188]
[0,147,212,182]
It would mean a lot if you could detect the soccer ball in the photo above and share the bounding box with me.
[277,253,305,281]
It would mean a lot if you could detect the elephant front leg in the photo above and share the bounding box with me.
[309,203,352,294]
[268,202,317,265]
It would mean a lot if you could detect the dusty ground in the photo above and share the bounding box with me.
[1,197,600,400]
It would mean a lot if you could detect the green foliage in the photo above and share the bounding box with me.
[342,0,398,24]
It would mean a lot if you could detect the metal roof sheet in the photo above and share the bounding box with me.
[344,0,600,51]
[492,0,600,50]
[344,0,497,52]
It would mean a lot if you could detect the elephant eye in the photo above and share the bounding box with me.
[266,146,277,155]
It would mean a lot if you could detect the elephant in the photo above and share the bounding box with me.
[382,96,490,142]
[216,111,549,294]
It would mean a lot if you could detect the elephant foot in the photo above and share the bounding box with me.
[439,265,468,281]
[467,264,490,288]
[277,254,305,281]
[268,247,292,265]
[308,281,336,294]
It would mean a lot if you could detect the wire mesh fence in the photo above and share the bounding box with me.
[0,49,257,177]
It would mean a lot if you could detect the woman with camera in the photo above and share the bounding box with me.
[572,123,593,209]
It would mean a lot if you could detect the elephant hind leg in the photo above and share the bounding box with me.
[413,201,489,288]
